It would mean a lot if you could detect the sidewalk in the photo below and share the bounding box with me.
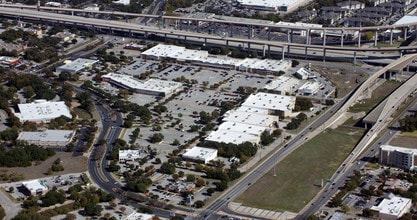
[227,202,297,220]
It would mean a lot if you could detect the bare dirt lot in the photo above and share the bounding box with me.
[390,132,417,148]
[0,152,88,181]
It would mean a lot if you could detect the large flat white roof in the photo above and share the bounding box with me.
[298,81,322,93]
[217,121,268,136]
[242,92,295,112]
[22,179,48,193]
[182,146,217,161]
[237,0,297,9]
[141,44,186,58]
[264,76,300,92]
[371,195,411,217]
[380,145,417,154]
[119,150,145,161]
[237,59,291,72]
[277,21,323,28]
[102,73,183,95]
[394,15,417,26]
[17,130,75,143]
[124,212,153,220]
[206,129,260,145]
[56,58,98,72]
[16,100,72,122]
[141,44,290,72]
[223,109,278,127]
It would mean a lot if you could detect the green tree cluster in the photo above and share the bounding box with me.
[199,141,257,159]
[399,111,417,132]
[0,143,55,167]
[8,74,56,100]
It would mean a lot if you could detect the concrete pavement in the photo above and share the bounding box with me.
[0,185,21,220]
[227,202,297,220]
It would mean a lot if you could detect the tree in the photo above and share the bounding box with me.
[186,174,195,182]
[66,213,76,220]
[160,162,175,174]
[295,97,313,111]
[118,89,129,100]
[8,186,14,193]
[207,188,215,195]
[196,178,205,187]
[85,203,103,216]
[291,59,299,67]
[59,71,71,81]
[172,173,180,182]
[149,133,164,143]
[119,206,126,215]
[364,31,374,41]
[194,200,205,208]
[109,200,117,209]
[216,181,228,191]
[172,139,180,146]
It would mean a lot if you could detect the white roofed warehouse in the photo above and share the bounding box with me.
[56,58,99,73]
[182,147,217,164]
[21,179,48,196]
[119,150,144,162]
[241,92,296,118]
[102,73,183,96]
[371,195,412,220]
[15,100,72,123]
[236,0,309,12]
[17,130,76,147]
[140,44,291,74]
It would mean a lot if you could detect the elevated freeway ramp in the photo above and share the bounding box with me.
[363,69,417,127]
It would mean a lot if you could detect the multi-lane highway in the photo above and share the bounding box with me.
[199,96,348,219]
[0,6,417,61]
[200,54,417,219]
[4,5,416,219]
[299,91,417,219]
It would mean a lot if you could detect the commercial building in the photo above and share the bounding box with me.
[276,22,323,36]
[241,92,296,118]
[236,58,291,74]
[264,76,300,94]
[182,147,217,164]
[0,56,19,65]
[370,194,412,220]
[298,81,322,95]
[223,110,279,127]
[236,0,307,12]
[379,145,417,170]
[205,92,288,145]
[206,129,260,145]
[21,179,48,196]
[15,100,72,123]
[124,212,154,220]
[141,44,291,74]
[102,73,183,96]
[17,130,75,147]
[294,67,316,80]
[55,58,99,73]
[119,150,144,162]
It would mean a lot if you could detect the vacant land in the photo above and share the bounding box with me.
[313,65,368,98]
[348,80,401,114]
[0,152,87,181]
[390,131,417,148]
[236,127,365,212]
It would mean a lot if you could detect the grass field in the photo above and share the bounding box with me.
[348,80,400,113]
[235,127,365,213]
[73,107,92,119]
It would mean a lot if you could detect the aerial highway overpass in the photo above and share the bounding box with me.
[1,7,417,61]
